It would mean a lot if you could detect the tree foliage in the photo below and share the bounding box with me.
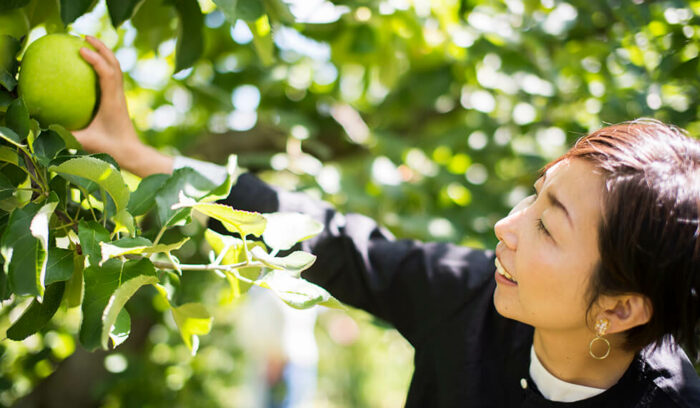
[0,0,699,406]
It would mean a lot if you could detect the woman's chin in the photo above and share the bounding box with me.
[493,288,514,318]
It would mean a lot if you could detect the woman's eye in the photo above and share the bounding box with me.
[536,218,551,237]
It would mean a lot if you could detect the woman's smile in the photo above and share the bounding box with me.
[494,256,518,285]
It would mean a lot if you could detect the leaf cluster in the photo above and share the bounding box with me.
[0,37,336,359]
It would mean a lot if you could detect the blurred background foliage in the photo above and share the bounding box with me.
[2,0,700,406]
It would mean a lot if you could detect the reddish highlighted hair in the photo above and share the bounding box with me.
[545,119,700,358]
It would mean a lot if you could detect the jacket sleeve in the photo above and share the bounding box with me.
[216,173,496,346]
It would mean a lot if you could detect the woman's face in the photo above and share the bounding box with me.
[493,158,605,332]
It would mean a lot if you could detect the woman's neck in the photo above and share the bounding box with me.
[532,328,636,389]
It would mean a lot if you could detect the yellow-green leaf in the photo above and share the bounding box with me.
[181,202,266,237]
[50,156,130,212]
[250,246,316,278]
[171,302,212,354]
[100,237,190,265]
[100,273,158,349]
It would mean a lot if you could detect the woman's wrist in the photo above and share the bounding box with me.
[119,141,174,178]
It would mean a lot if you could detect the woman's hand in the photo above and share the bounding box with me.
[74,36,173,177]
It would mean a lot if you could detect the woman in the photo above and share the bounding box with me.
[75,36,700,407]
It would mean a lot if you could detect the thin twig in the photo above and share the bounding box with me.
[213,244,233,266]
[152,226,167,246]
[18,149,44,191]
[100,189,107,227]
[166,252,183,275]
[150,259,262,272]
[77,186,98,222]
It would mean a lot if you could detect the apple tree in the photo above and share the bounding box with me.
[1,0,700,406]
[0,0,345,404]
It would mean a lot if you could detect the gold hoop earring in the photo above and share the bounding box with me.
[589,319,611,360]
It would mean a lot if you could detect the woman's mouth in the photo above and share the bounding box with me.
[495,257,518,284]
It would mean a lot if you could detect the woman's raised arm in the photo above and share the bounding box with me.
[74,35,173,178]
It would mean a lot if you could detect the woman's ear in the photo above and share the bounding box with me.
[598,294,653,334]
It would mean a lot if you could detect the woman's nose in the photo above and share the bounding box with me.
[494,194,533,249]
[494,214,518,250]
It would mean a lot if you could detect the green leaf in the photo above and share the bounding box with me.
[80,258,156,350]
[212,0,238,25]
[0,166,30,212]
[154,167,217,227]
[0,260,9,300]
[0,172,15,201]
[249,246,316,278]
[0,202,42,296]
[262,212,324,251]
[6,98,29,140]
[59,0,95,25]
[78,220,110,266]
[172,0,204,72]
[317,295,345,310]
[263,0,294,24]
[49,154,119,200]
[50,156,130,212]
[176,201,266,238]
[48,125,81,150]
[50,160,97,194]
[109,308,131,348]
[222,271,241,304]
[0,126,24,147]
[48,175,68,209]
[199,154,239,203]
[6,282,65,341]
[154,239,191,259]
[112,208,135,236]
[0,0,30,12]
[236,0,264,21]
[0,69,16,92]
[106,0,145,27]
[30,195,59,293]
[100,237,189,264]
[0,146,19,166]
[98,237,151,264]
[0,35,19,91]
[26,0,63,31]
[171,302,212,354]
[255,270,341,310]
[127,173,169,216]
[1,162,27,186]
[33,130,66,167]
[131,0,177,52]
[63,253,84,308]
[45,247,75,285]
[0,87,12,108]
[100,269,157,349]
[248,16,275,66]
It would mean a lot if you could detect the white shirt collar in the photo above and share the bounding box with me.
[529,345,607,402]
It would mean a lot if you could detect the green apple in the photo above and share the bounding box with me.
[18,34,98,130]
[0,8,30,41]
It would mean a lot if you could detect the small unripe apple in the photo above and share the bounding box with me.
[18,34,98,130]
[0,8,30,41]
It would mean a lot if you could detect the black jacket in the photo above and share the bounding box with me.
[218,173,700,407]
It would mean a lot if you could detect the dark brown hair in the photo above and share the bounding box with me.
[544,119,700,358]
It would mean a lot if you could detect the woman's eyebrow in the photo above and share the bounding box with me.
[539,172,573,229]
[546,190,573,229]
